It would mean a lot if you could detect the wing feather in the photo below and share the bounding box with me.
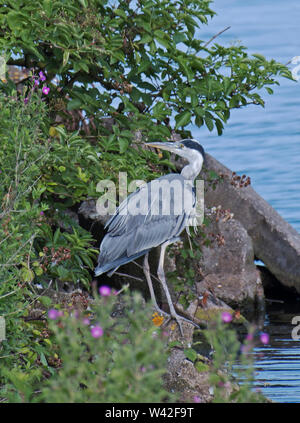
[97,173,195,273]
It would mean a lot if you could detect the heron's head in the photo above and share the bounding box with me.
[145,138,205,167]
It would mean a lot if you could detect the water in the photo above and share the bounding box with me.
[254,301,300,403]
[191,0,300,402]
[192,0,300,232]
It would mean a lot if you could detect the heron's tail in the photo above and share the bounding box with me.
[94,264,107,277]
[94,248,150,278]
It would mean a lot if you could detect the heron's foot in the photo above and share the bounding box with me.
[152,306,199,337]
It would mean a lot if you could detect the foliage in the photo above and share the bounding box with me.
[202,316,267,403]
[0,0,290,404]
[0,90,98,400]
[1,289,176,403]
[0,90,97,294]
[0,0,293,146]
[167,231,202,308]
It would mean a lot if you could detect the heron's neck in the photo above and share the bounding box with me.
[180,154,203,181]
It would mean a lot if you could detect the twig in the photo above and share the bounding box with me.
[132,260,161,284]
[3,280,53,318]
[0,234,36,267]
[203,26,231,48]
[114,272,144,282]
[115,284,130,296]
[0,289,18,301]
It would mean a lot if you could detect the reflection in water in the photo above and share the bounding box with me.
[253,300,300,403]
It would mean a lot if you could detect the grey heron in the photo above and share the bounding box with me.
[95,139,205,334]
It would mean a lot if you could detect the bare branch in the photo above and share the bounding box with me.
[203,26,231,48]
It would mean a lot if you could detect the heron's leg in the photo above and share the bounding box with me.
[143,254,172,325]
[157,240,184,336]
[143,253,159,310]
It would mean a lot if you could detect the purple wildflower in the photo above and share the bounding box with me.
[91,325,104,338]
[39,71,46,81]
[221,311,233,323]
[42,86,50,95]
[99,285,111,297]
[246,332,254,341]
[193,396,201,403]
[260,332,269,345]
[82,317,90,326]
[24,97,29,104]
[48,309,59,320]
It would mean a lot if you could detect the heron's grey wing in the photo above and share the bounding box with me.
[128,212,187,256]
[104,188,142,233]
[98,173,193,265]
[97,185,152,268]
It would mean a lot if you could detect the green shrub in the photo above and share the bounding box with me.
[202,315,267,403]
[1,289,176,403]
[0,0,292,145]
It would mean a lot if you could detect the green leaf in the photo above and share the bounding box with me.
[265,87,274,95]
[78,0,88,8]
[62,50,70,68]
[21,267,34,283]
[118,137,129,153]
[114,8,127,19]
[204,116,214,132]
[67,99,82,111]
[184,348,198,363]
[39,296,52,308]
[215,118,224,135]
[39,352,48,367]
[175,111,192,129]
[195,361,209,372]
[252,53,266,62]
[174,33,186,44]
[53,228,61,244]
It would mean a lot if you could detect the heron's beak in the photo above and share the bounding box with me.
[145,141,183,155]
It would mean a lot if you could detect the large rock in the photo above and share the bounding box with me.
[164,348,212,403]
[196,209,264,313]
[202,154,300,293]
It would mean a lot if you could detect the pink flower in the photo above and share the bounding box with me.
[39,71,46,81]
[260,332,269,345]
[48,309,59,320]
[193,396,201,403]
[91,325,104,338]
[82,317,90,325]
[42,86,50,95]
[99,285,111,297]
[221,311,233,323]
[34,79,39,86]
[246,333,254,341]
